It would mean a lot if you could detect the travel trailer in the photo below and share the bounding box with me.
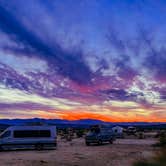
[112,126,124,138]
[0,126,57,151]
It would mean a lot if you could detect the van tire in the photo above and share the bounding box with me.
[109,139,113,144]
[35,144,43,150]
[98,140,102,145]
[86,142,90,146]
[0,146,3,151]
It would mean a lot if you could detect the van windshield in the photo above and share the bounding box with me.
[0,130,11,138]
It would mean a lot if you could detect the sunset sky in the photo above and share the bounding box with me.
[0,0,165,122]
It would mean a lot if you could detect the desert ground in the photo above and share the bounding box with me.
[0,137,158,166]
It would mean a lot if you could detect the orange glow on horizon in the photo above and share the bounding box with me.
[40,110,166,123]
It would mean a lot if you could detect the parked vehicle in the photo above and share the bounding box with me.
[126,126,137,135]
[112,126,124,138]
[85,128,116,146]
[0,126,57,151]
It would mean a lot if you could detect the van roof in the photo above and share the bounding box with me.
[6,126,56,131]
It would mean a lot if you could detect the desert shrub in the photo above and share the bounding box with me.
[159,132,166,146]
[76,129,84,138]
[133,149,166,166]
[134,161,155,166]
[138,132,144,139]
[154,131,166,147]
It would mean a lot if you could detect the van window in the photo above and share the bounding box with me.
[14,130,51,138]
[0,130,11,138]
[39,130,51,137]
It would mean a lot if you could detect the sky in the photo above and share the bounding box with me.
[0,0,165,122]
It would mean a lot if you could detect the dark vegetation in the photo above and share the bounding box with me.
[133,131,166,166]
[133,149,166,166]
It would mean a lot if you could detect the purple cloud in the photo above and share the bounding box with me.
[0,4,92,84]
[0,102,54,111]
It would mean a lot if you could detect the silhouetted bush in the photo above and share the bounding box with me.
[133,149,166,166]
[138,132,144,139]
[159,132,166,146]
[154,131,166,147]
[76,129,84,138]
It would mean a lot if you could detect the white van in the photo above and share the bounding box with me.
[0,126,57,150]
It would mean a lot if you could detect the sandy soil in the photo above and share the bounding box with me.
[0,138,158,166]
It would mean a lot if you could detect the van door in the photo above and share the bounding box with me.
[0,130,12,149]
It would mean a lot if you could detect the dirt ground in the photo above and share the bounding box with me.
[0,138,158,166]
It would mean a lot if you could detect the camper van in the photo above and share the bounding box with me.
[85,127,116,146]
[0,126,57,151]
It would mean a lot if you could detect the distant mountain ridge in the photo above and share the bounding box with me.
[0,118,165,126]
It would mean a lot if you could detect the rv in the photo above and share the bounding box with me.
[0,126,57,151]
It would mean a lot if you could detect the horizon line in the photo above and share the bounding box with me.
[0,118,166,123]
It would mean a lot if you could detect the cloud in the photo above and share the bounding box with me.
[100,89,139,101]
[0,102,54,111]
[138,28,166,83]
[0,53,48,74]
[0,84,81,110]
[145,47,166,82]
[0,4,92,84]
[0,1,165,121]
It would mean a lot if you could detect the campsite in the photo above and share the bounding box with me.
[0,1,166,166]
[0,121,165,166]
[0,136,158,166]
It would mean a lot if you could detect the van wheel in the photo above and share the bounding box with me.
[35,144,43,150]
[86,142,90,146]
[98,140,102,145]
[109,139,113,144]
[0,146,3,151]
